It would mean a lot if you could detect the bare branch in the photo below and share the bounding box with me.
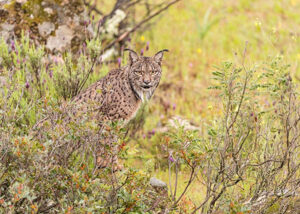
[102,0,182,51]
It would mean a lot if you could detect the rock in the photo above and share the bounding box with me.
[0,0,93,53]
[168,116,201,131]
[43,7,54,15]
[0,23,14,41]
[38,22,55,38]
[101,48,118,62]
[46,25,74,52]
[150,177,167,188]
[16,0,27,4]
[156,116,201,134]
[104,9,126,37]
[149,177,168,210]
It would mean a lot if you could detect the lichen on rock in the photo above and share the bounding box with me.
[38,21,54,37]
[0,0,93,53]
[46,25,73,52]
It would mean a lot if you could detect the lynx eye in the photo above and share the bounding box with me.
[151,69,159,74]
[134,70,142,75]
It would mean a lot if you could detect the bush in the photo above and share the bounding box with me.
[0,34,167,213]
[0,35,299,213]
[165,52,300,213]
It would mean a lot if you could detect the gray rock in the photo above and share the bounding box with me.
[0,23,14,41]
[169,116,201,131]
[16,0,27,4]
[38,22,55,38]
[43,7,54,15]
[46,25,73,52]
[104,9,126,38]
[150,177,167,188]
[0,0,93,53]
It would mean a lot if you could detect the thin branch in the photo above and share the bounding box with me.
[127,0,142,8]
[38,202,58,213]
[227,42,248,131]
[168,159,173,198]
[173,166,196,206]
[84,0,104,15]
[248,159,283,167]
[173,160,179,201]
[103,0,182,51]
[77,54,101,95]
[208,187,226,213]
[191,196,211,214]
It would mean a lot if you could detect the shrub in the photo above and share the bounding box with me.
[165,52,300,213]
[0,34,167,213]
[1,35,299,213]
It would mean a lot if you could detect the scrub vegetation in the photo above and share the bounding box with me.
[1,0,300,213]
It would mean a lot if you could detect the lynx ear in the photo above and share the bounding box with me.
[154,49,169,65]
[124,48,139,65]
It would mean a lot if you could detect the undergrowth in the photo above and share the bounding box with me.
[0,33,299,214]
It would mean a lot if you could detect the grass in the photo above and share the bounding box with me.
[120,0,300,205]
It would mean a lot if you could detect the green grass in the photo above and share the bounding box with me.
[125,0,300,205]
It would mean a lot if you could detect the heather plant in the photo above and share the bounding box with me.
[0,34,169,213]
[52,38,102,100]
[0,33,105,125]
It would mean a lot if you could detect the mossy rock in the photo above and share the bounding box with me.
[0,0,93,53]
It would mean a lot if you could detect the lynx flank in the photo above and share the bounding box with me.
[71,49,168,169]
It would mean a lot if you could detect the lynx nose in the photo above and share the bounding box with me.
[143,79,150,85]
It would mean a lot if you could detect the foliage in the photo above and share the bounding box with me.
[0,34,169,213]
[163,52,300,213]
[1,0,300,213]
[1,33,299,213]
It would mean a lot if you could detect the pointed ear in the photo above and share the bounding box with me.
[124,48,139,65]
[153,49,169,65]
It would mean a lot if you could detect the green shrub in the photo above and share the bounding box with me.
[164,53,300,213]
[1,35,299,213]
[0,34,167,213]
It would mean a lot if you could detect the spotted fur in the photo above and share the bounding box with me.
[71,49,168,169]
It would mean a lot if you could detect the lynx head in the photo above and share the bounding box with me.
[125,49,168,102]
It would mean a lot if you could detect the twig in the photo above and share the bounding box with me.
[234,130,250,156]
[77,54,101,95]
[227,44,248,131]
[173,160,179,201]
[38,202,58,213]
[103,0,182,51]
[84,0,103,15]
[191,196,211,214]
[127,0,142,8]
[168,159,173,198]
[173,166,196,206]
[248,159,283,167]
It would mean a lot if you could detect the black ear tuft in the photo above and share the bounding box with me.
[124,48,139,65]
[153,49,169,65]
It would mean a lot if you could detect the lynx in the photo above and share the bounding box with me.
[72,49,168,122]
[36,49,168,170]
